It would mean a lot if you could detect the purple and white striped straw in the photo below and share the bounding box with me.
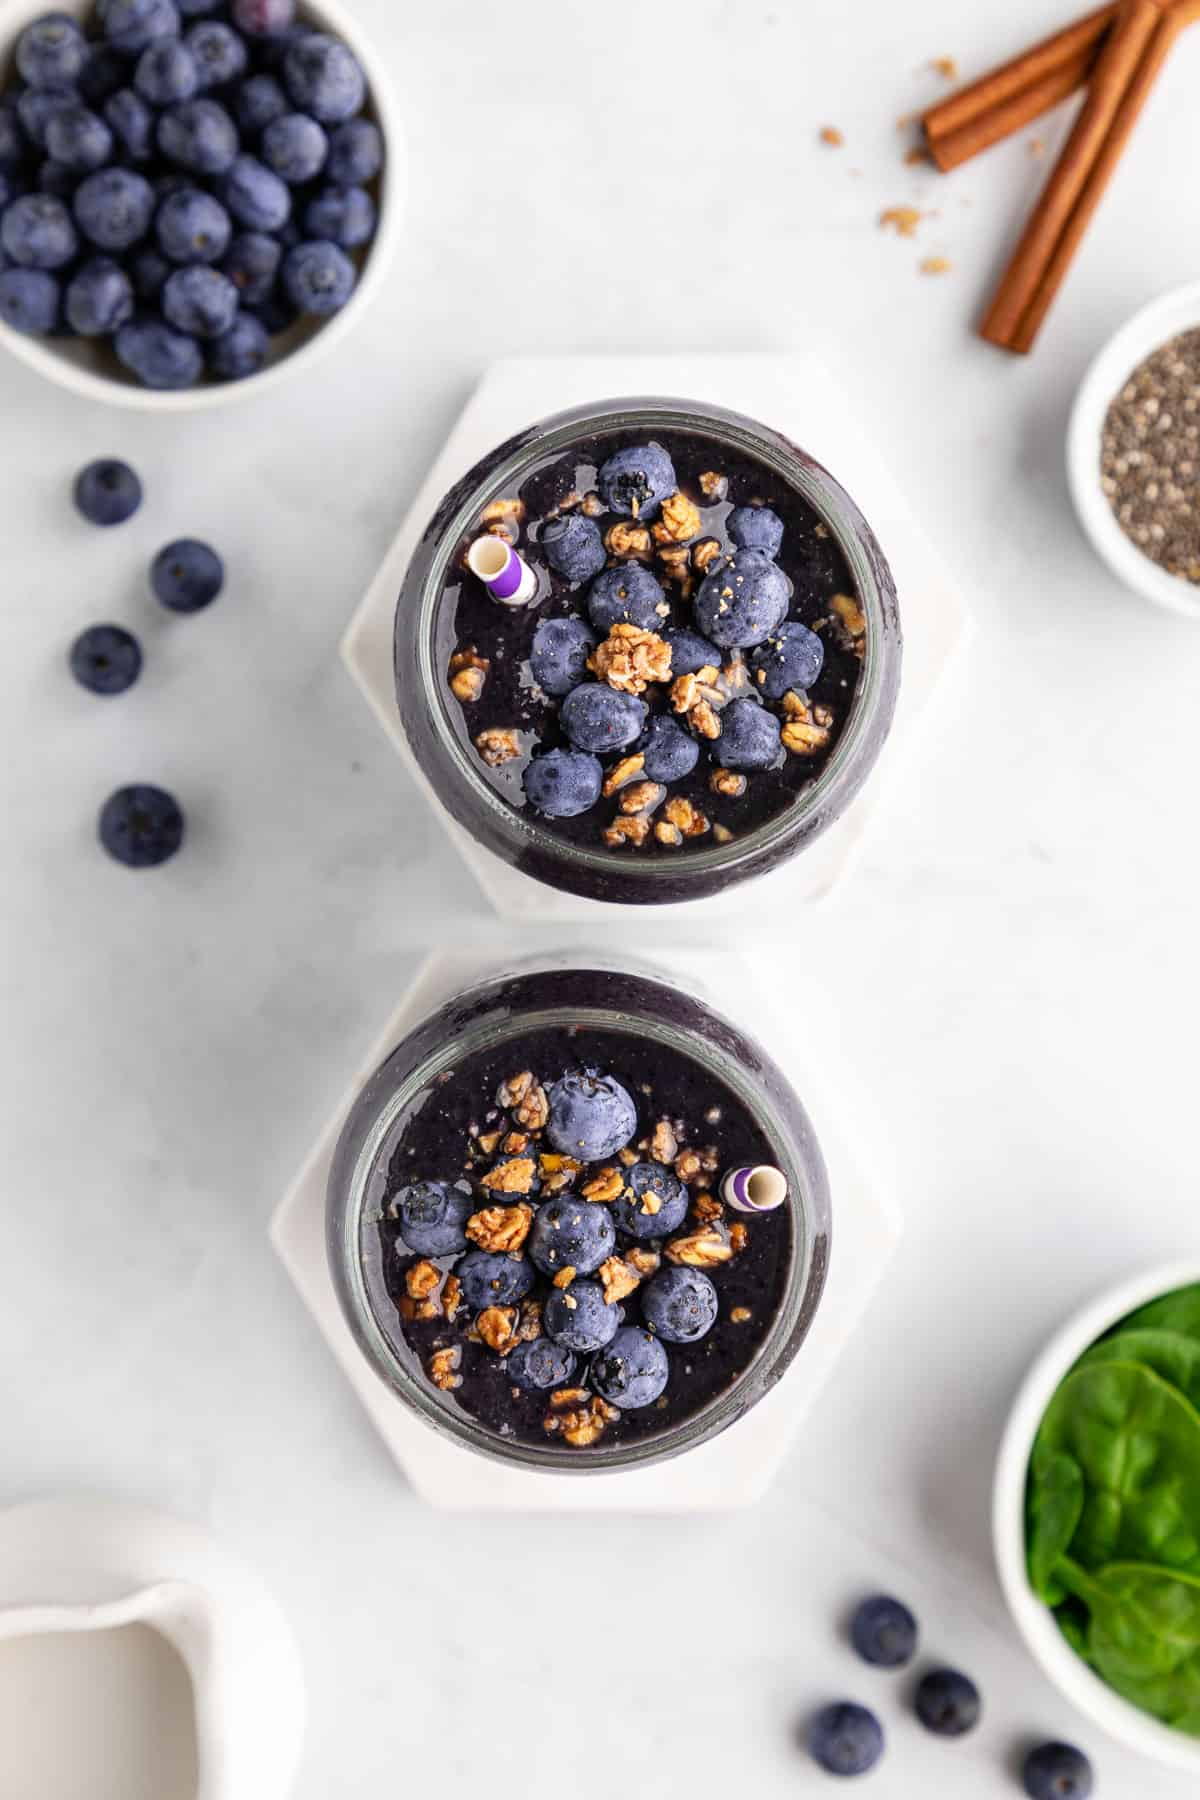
[467,535,538,606]
[721,1165,788,1214]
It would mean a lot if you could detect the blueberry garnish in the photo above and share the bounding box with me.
[749,620,824,699]
[115,316,203,389]
[395,1180,472,1256]
[1,193,77,269]
[661,626,721,677]
[559,682,646,753]
[529,615,596,697]
[590,1326,669,1409]
[540,512,606,584]
[716,697,781,771]
[543,1278,621,1352]
[808,1702,884,1778]
[527,1196,616,1277]
[66,258,135,337]
[610,1161,688,1237]
[640,714,698,784]
[74,458,143,527]
[587,562,668,633]
[523,748,603,820]
[694,547,792,649]
[913,1667,981,1738]
[849,1595,918,1669]
[642,1266,718,1344]
[151,538,224,611]
[596,442,676,521]
[455,1249,534,1311]
[98,783,185,868]
[70,624,143,695]
[727,504,784,557]
[506,1337,576,1392]
[1023,1742,1094,1799]
[545,1069,637,1160]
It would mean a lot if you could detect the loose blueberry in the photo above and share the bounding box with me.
[541,512,606,584]
[232,0,296,36]
[640,715,698,784]
[98,784,184,868]
[104,89,155,160]
[157,97,238,174]
[727,504,785,557]
[262,111,328,184]
[717,697,782,771]
[162,263,238,338]
[65,257,134,336]
[643,1266,718,1343]
[506,1338,576,1392]
[74,167,155,250]
[207,309,268,379]
[394,1179,471,1255]
[1,193,77,268]
[74,458,142,526]
[748,620,824,699]
[151,538,224,610]
[610,1162,689,1238]
[455,1249,534,1311]
[234,72,288,134]
[135,40,199,106]
[284,32,366,123]
[185,21,247,90]
[545,1069,637,1160]
[326,117,382,185]
[560,682,646,753]
[694,548,792,649]
[527,1196,616,1277]
[302,182,375,247]
[0,267,59,332]
[219,153,290,231]
[590,1326,669,1409]
[115,315,203,387]
[156,185,232,263]
[586,562,668,633]
[529,614,595,696]
[79,45,130,108]
[131,245,171,299]
[44,104,114,173]
[597,442,677,521]
[522,748,603,820]
[280,238,354,313]
[1023,1742,1094,1800]
[850,1596,918,1669]
[221,231,280,304]
[99,0,182,56]
[661,627,722,677]
[16,86,76,151]
[808,1703,885,1778]
[914,1668,981,1738]
[543,1279,621,1353]
[69,623,142,695]
[17,14,89,89]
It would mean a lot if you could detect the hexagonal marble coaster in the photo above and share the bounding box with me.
[270,945,902,1512]
[343,353,969,922]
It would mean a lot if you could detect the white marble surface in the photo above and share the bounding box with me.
[3,0,1200,1793]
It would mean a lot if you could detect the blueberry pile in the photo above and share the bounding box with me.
[0,3,382,387]
[68,454,224,864]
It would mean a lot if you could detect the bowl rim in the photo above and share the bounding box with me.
[993,1256,1200,1773]
[0,0,404,411]
[1067,280,1200,619]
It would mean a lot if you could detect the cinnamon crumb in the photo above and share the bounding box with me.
[819,125,844,148]
[920,256,953,276]
[880,206,923,239]
[931,55,958,81]
[903,145,932,167]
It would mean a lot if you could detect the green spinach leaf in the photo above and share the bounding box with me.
[1079,1328,1200,1411]
[1026,1441,1084,1601]
[1059,1558,1200,1736]
[1117,1283,1200,1344]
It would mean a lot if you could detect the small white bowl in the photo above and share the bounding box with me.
[1068,282,1200,618]
[994,1258,1200,1775]
[0,0,404,410]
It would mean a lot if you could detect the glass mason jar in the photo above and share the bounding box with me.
[395,398,902,905]
[326,956,832,1476]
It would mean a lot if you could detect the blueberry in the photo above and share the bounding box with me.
[640,715,698,785]
[586,563,668,633]
[506,1338,577,1392]
[522,748,603,820]
[543,1279,621,1353]
[914,1668,981,1738]
[131,245,170,299]
[1023,1742,1094,1800]
[808,1703,885,1778]
[0,267,59,332]
[207,310,268,379]
[74,168,155,250]
[560,682,646,753]
[234,72,288,134]
[302,181,375,248]
[727,504,785,557]
[546,1069,637,1160]
[717,697,781,771]
[156,185,231,262]
[100,0,183,55]
[151,538,224,610]
[394,1179,471,1255]
[187,21,248,91]
[221,233,280,304]
[115,315,203,387]
[529,614,595,696]
[749,620,824,700]
[79,45,130,107]
[527,1196,616,1277]
[0,104,24,173]
[104,89,155,160]
[643,1266,718,1344]
[65,258,134,335]
[69,623,142,695]
[284,32,366,123]
[455,1249,534,1311]
[98,784,184,868]
[17,15,88,89]
[246,287,294,335]
[157,97,238,174]
[597,442,676,521]
[44,104,113,173]
[694,548,792,649]
[540,512,606,584]
[280,238,354,313]
[16,86,76,151]
[36,161,76,200]
[662,627,721,677]
[850,1596,918,1669]
[262,111,328,183]
[162,263,238,337]
[74,458,142,526]
[326,117,382,185]
[610,1162,689,1238]
[1,193,76,268]
[135,40,199,105]
[590,1326,669,1409]
[232,0,296,35]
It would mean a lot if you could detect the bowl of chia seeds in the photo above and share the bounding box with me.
[1069,282,1200,617]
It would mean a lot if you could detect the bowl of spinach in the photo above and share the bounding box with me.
[995,1262,1200,1773]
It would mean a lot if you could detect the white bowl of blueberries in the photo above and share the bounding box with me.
[0,0,400,406]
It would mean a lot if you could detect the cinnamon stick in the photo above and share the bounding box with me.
[923,3,1118,171]
[980,0,1178,354]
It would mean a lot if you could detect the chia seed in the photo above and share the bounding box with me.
[1101,328,1200,583]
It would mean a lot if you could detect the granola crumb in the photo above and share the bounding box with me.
[589,623,672,695]
[625,1246,661,1278]
[405,1259,441,1301]
[712,823,734,845]
[552,1265,577,1290]
[598,1255,642,1305]
[582,1166,626,1204]
[513,1082,549,1131]
[476,1305,520,1354]
[819,125,844,148]
[652,491,702,545]
[931,55,958,80]
[605,520,652,561]
[731,1306,752,1324]
[698,470,729,503]
[729,1223,749,1254]
[650,1118,679,1165]
[448,647,489,704]
[466,1201,534,1252]
[442,1274,463,1320]
[665,1223,733,1268]
[879,206,923,239]
[709,767,748,800]
[479,1157,537,1195]
[920,256,952,276]
[603,814,651,849]
[497,1071,533,1108]
[602,753,645,796]
[474,727,520,767]
[429,1345,462,1391]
